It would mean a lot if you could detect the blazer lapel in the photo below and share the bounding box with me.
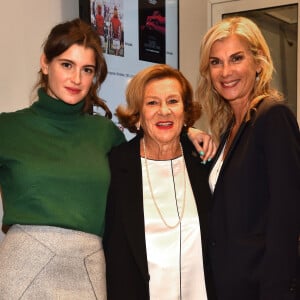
[120,136,150,282]
[211,119,248,196]
[181,137,212,240]
[221,102,263,172]
[221,121,247,171]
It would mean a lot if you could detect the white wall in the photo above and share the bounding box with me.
[0,0,208,241]
[180,0,210,131]
[0,0,79,240]
[179,1,208,89]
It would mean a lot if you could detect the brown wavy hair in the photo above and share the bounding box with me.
[116,64,201,133]
[33,18,112,117]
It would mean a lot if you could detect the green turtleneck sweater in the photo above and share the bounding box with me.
[0,89,125,236]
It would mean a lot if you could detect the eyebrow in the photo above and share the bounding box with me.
[57,58,96,69]
[145,93,181,99]
[230,51,244,57]
[209,50,244,60]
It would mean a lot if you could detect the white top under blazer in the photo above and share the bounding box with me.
[142,156,207,300]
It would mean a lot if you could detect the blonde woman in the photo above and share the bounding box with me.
[191,16,300,300]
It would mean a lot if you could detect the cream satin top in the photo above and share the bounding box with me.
[209,143,226,192]
[141,156,207,300]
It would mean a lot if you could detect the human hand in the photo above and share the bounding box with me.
[187,127,217,164]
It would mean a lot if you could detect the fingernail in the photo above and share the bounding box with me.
[201,160,207,165]
[208,158,212,162]
[199,151,205,156]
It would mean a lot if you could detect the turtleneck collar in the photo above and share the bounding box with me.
[31,88,85,120]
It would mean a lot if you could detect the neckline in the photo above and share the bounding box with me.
[30,88,85,120]
[142,138,187,229]
[140,155,183,162]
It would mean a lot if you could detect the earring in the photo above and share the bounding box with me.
[255,72,260,82]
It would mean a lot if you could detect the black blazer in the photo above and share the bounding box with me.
[103,134,216,299]
[209,99,300,300]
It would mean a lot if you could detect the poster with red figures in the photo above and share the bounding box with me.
[90,0,124,57]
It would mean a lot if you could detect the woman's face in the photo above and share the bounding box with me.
[40,44,96,105]
[209,34,261,107]
[140,78,185,147]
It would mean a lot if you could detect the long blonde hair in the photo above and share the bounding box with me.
[196,16,282,143]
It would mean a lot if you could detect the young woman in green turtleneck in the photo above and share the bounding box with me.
[0,19,125,299]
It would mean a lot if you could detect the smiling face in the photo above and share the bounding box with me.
[40,44,96,105]
[140,77,185,149]
[209,34,261,108]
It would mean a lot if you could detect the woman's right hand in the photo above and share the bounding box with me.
[187,127,217,163]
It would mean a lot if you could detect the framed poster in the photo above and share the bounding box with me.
[139,0,166,64]
[79,0,179,138]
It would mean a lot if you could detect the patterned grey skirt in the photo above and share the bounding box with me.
[0,224,106,300]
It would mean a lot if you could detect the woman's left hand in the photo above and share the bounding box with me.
[187,127,217,163]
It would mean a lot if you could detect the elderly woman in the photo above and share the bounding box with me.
[191,16,300,300]
[103,64,216,299]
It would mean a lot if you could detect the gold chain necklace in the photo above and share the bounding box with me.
[142,138,187,229]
